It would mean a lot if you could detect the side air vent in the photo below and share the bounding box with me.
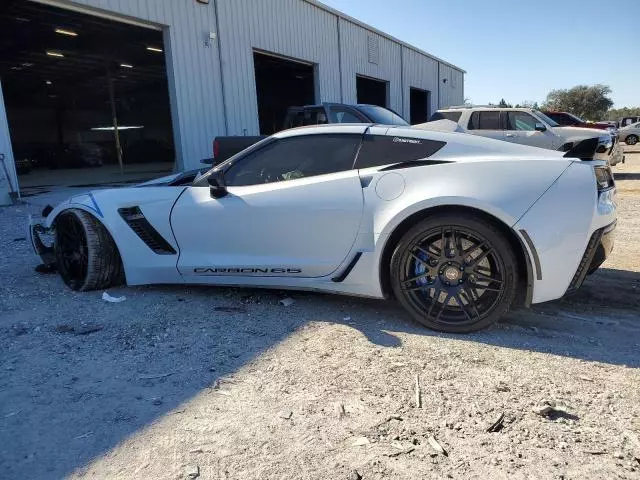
[118,207,176,255]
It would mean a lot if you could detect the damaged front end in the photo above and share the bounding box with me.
[28,205,56,266]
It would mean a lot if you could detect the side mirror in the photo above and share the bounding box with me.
[208,171,228,199]
[534,123,547,132]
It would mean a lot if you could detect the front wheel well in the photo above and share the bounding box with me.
[378,205,533,307]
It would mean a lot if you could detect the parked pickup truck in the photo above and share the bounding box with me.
[205,103,408,165]
[542,111,615,133]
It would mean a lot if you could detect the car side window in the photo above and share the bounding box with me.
[467,111,500,130]
[329,107,364,123]
[507,112,539,131]
[223,134,361,187]
[355,135,446,169]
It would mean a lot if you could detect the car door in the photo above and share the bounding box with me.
[465,111,506,141]
[171,130,367,280]
[504,111,556,149]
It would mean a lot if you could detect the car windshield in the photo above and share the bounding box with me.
[533,110,559,127]
[357,105,409,126]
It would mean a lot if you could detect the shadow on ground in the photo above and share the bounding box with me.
[613,172,640,180]
[1,260,639,478]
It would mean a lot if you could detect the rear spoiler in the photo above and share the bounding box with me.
[563,137,612,161]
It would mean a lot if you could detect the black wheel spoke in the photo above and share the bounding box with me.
[403,272,430,286]
[408,252,430,268]
[454,292,475,321]
[460,288,481,318]
[432,292,452,322]
[473,284,502,293]
[472,272,503,284]
[462,241,485,257]
[452,229,463,257]
[468,247,493,267]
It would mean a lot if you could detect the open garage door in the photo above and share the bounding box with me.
[253,51,315,135]
[0,1,175,195]
[356,75,388,107]
[410,87,430,124]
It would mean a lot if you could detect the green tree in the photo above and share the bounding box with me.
[605,106,640,121]
[543,84,613,120]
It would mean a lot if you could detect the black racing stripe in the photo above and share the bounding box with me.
[379,160,452,171]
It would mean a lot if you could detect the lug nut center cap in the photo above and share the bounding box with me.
[444,266,461,282]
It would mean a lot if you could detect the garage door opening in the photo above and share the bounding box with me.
[356,75,388,107]
[253,51,315,135]
[0,1,175,194]
[410,87,430,124]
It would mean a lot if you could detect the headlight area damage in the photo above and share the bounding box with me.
[28,192,127,290]
[29,211,56,267]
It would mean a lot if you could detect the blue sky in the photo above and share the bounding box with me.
[321,0,638,108]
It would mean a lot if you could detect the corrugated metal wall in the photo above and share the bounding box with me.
[215,0,341,136]
[35,0,465,171]
[438,64,465,109]
[338,19,402,112]
[53,0,227,170]
[401,48,439,120]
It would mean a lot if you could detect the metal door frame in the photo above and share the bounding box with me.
[0,78,19,205]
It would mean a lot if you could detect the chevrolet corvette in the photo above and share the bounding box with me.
[29,124,617,333]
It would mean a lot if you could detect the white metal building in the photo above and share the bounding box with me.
[0,0,464,205]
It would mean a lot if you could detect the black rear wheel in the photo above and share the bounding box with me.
[55,209,124,291]
[390,213,518,333]
[625,134,638,146]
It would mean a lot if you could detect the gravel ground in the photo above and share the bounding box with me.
[1,151,639,480]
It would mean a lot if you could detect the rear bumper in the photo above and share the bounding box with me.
[566,220,616,293]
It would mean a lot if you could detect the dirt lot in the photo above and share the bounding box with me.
[1,150,639,480]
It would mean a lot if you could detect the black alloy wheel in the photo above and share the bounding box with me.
[55,211,89,290]
[391,214,518,333]
[54,209,124,291]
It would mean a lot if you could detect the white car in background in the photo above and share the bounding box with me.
[424,107,624,165]
[29,125,616,333]
[618,122,640,146]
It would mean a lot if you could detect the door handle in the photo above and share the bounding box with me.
[505,133,516,138]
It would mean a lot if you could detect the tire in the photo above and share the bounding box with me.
[390,213,518,333]
[54,209,124,291]
[625,134,638,146]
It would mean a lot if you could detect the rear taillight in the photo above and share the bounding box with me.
[594,166,614,191]
[213,139,219,158]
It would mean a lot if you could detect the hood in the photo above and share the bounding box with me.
[551,126,608,140]
[136,168,207,187]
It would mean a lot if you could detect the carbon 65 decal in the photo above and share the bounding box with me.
[194,267,302,274]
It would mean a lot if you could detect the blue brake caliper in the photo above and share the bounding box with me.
[414,250,429,288]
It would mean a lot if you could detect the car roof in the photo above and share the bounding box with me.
[438,107,535,112]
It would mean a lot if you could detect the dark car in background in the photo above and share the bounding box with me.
[542,111,614,132]
[209,103,408,164]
